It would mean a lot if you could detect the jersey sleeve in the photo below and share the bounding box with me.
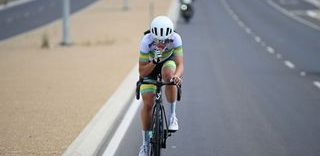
[139,35,150,62]
[172,33,183,56]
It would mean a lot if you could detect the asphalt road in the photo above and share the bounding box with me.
[106,0,320,155]
[0,0,97,41]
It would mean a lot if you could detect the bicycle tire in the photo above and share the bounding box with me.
[151,106,162,156]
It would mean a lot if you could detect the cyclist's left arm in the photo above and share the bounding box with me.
[172,33,184,79]
[173,46,184,78]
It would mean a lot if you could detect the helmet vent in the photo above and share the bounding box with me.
[154,27,158,36]
[166,28,169,36]
[160,28,163,36]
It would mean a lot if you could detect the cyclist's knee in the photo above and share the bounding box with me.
[162,60,176,82]
[142,93,154,110]
[162,69,174,82]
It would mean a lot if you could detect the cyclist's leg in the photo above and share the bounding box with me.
[162,60,179,131]
[140,84,156,144]
[140,85,155,130]
[162,60,177,104]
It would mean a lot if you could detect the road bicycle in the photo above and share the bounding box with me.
[136,74,181,156]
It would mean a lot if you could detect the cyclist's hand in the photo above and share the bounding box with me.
[152,50,162,64]
[171,76,182,86]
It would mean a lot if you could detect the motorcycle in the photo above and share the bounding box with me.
[180,0,194,23]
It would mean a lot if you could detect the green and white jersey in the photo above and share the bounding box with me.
[139,32,183,63]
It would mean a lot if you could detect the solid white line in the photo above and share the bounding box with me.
[314,81,320,89]
[102,99,141,156]
[267,46,275,54]
[305,0,320,8]
[0,0,35,11]
[284,60,295,69]
[267,0,320,32]
[306,10,317,18]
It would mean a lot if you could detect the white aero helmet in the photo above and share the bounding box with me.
[150,16,174,41]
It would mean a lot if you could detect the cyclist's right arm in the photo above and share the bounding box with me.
[139,61,156,77]
[139,35,156,77]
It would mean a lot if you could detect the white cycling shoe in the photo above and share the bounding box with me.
[168,116,179,132]
[139,144,149,156]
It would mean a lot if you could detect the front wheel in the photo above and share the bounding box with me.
[151,107,162,156]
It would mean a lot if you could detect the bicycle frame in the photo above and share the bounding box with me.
[136,76,181,156]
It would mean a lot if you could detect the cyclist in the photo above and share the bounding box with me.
[138,16,184,156]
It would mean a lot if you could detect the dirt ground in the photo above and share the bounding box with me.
[0,0,172,155]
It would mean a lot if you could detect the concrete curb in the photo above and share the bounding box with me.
[62,64,139,156]
[62,0,180,155]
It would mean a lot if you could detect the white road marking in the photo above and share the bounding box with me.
[267,46,275,54]
[284,60,295,69]
[314,81,320,89]
[306,10,317,18]
[255,36,261,43]
[0,0,35,11]
[300,71,306,76]
[233,14,239,21]
[102,99,141,156]
[238,21,245,28]
[267,0,320,32]
[245,27,251,34]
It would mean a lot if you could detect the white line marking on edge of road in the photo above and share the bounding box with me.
[0,0,35,11]
[102,98,141,156]
[267,0,320,32]
[284,60,295,69]
[314,81,320,89]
